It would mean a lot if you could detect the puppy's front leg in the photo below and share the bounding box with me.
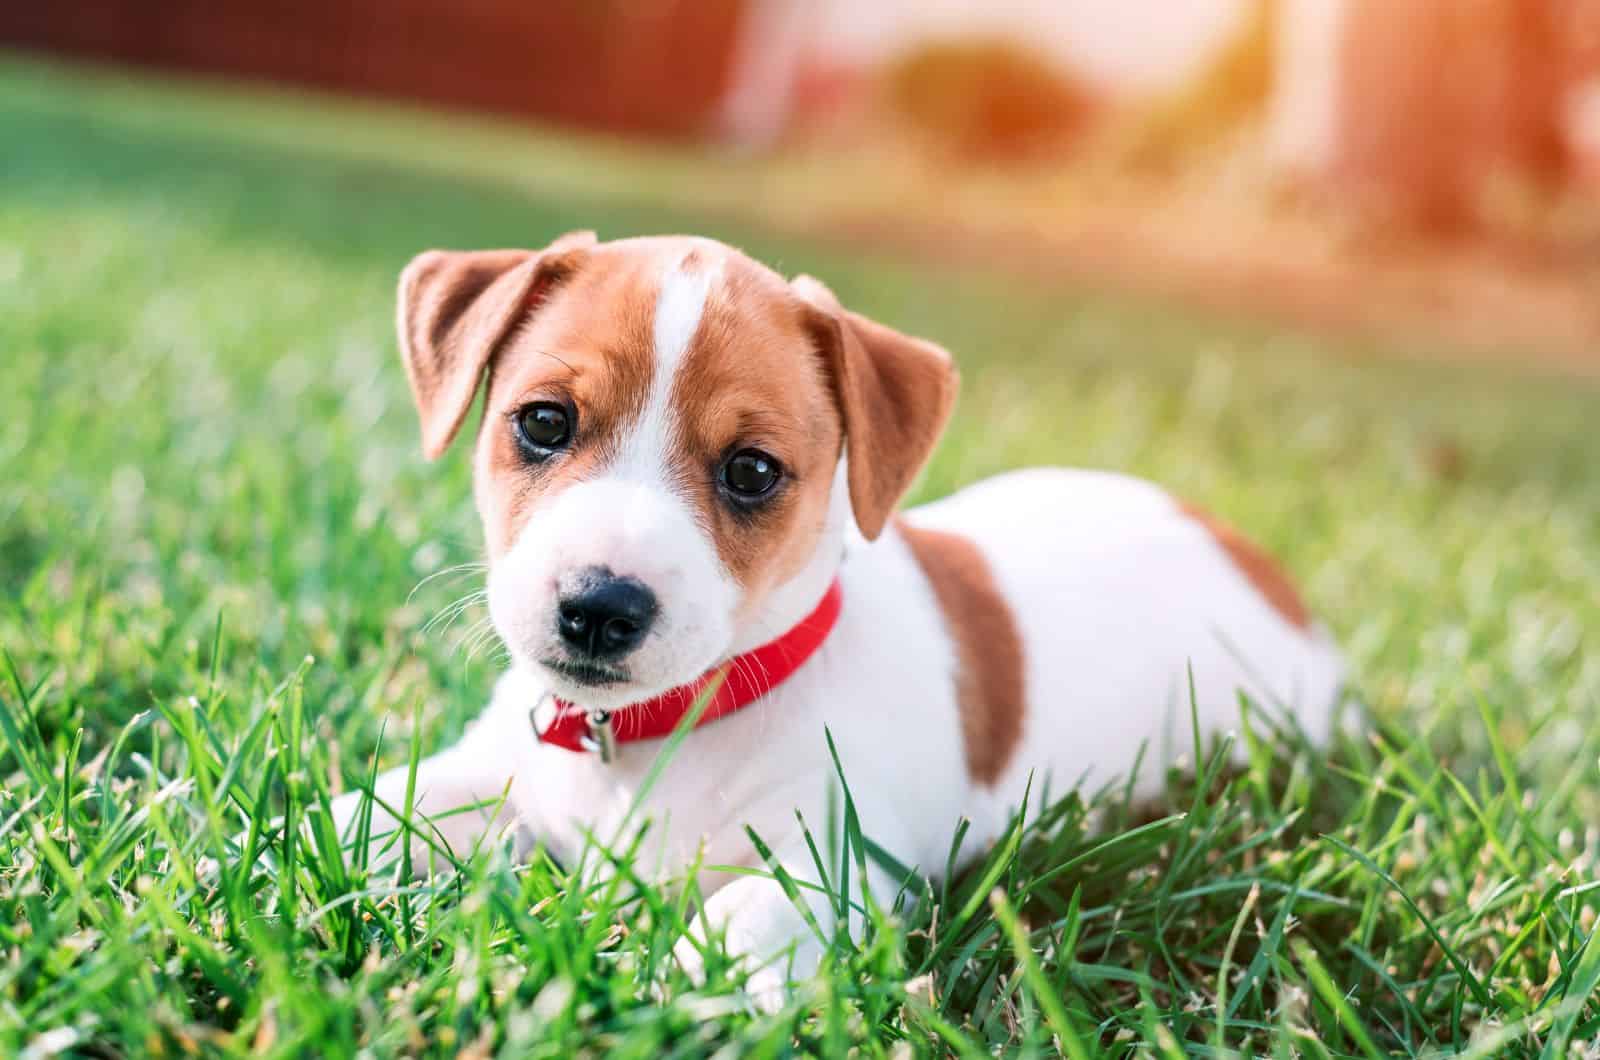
[676,845,825,1009]
[330,715,526,871]
[677,833,906,1008]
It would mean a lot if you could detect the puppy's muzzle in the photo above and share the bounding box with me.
[555,567,657,662]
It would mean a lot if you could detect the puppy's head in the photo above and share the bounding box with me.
[398,233,956,710]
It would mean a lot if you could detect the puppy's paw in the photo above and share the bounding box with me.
[740,963,791,1014]
[672,932,709,988]
[675,875,826,1012]
[670,932,793,1014]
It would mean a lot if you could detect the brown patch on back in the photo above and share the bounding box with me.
[898,521,1025,787]
[1178,501,1311,629]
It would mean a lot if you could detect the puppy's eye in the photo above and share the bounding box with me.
[515,402,573,454]
[721,449,781,499]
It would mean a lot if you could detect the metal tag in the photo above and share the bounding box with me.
[580,710,616,763]
[528,693,615,763]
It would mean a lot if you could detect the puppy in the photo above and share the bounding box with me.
[335,231,1344,997]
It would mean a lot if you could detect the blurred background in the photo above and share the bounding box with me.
[4,0,1599,361]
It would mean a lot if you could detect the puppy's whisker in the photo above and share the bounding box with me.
[730,651,775,702]
[407,561,489,605]
[456,616,501,662]
[464,625,504,664]
[443,614,494,659]
[422,590,489,636]
[536,349,576,373]
[443,614,481,648]
[422,589,482,626]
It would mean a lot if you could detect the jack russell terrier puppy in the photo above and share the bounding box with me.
[334,231,1344,996]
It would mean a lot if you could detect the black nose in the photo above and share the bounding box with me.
[556,569,657,659]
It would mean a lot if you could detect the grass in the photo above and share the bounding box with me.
[3,55,1600,1056]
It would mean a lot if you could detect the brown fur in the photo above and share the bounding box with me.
[472,243,662,557]
[1178,501,1312,629]
[792,276,959,541]
[898,521,1026,787]
[669,260,844,609]
[397,231,596,461]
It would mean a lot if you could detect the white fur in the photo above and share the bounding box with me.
[653,259,715,378]
[341,272,1345,1005]
[614,254,717,483]
[906,469,1344,818]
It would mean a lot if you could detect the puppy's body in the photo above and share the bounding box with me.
[339,233,1343,995]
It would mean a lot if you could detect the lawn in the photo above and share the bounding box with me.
[3,56,1600,1057]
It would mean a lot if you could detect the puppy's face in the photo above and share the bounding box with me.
[477,243,845,706]
[397,234,956,710]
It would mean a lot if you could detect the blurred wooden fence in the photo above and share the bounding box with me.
[0,0,747,137]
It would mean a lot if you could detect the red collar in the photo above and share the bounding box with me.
[532,579,843,757]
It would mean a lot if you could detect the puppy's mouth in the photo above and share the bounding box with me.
[541,657,630,688]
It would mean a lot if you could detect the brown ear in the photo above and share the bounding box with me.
[793,276,958,539]
[396,230,597,458]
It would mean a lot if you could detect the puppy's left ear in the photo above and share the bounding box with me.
[793,276,959,540]
[397,230,596,459]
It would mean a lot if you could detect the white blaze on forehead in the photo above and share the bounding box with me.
[652,259,715,374]
[611,255,719,484]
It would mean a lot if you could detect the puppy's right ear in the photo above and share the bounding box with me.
[397,230,596,459]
